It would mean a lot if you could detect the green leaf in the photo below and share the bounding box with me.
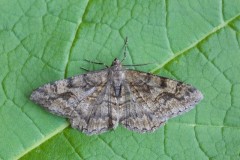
[0,0,240,159]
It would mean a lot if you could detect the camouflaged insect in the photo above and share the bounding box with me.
[30,39,203,135]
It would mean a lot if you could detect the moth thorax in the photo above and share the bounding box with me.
[112,71,125,97]
[112,70,125,87]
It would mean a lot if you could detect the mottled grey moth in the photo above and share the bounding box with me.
[30,38,203,135]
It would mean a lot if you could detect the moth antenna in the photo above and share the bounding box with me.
[121,37,128,63]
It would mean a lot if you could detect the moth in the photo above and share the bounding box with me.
[30,38,203,135]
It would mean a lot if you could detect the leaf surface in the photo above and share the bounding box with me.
[0,0,240,160]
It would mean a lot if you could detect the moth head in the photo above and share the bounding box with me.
[112,58,121,66]
[111,58,123,71]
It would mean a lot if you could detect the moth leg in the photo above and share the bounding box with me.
[80,66,90,72]
[84,59,109,68]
